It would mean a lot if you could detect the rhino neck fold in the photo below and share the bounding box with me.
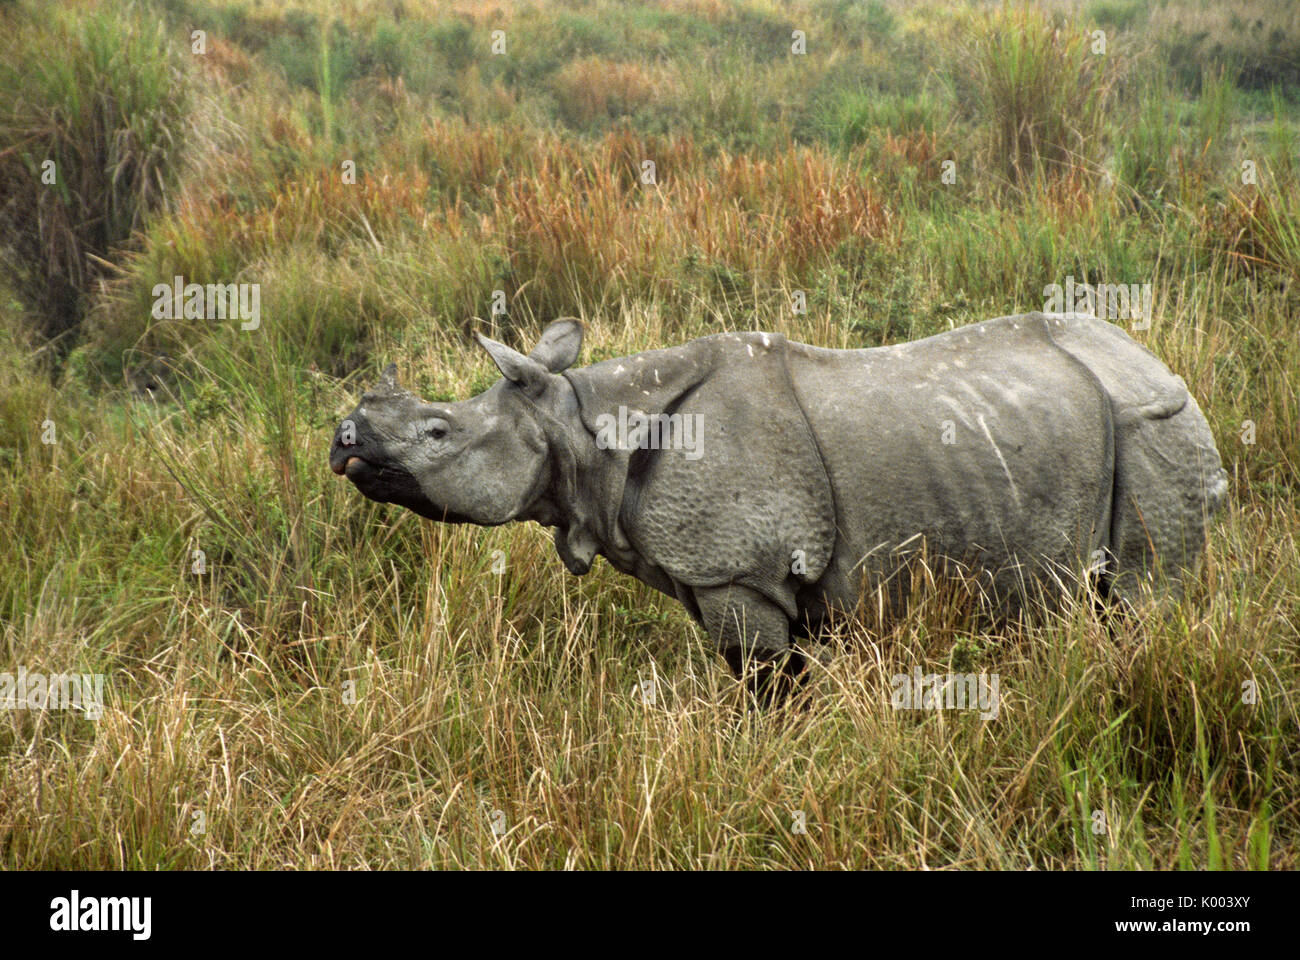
[523,385,633,576]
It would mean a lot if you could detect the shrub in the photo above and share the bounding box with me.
[1205,180,1300,283]
[814,0,898,39]
[0,2,188,341]
[954,4,1118,187]
[552,58,665,128]
[1113,72,1178,205]
[819,88,944,149]
[1085,0,1145,32]
[1150,0,1300,92]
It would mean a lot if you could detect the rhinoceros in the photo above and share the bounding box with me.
[329,313,1228,693]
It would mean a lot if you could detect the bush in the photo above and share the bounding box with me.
[954,4,1118,186]
[1150,0,1300,92]
[1113,72,1178,204]
[0,2,188,342]
[814,0,898,39]
[819,87,944,149]
[551,58,664,129]
[1085,0,1146,32]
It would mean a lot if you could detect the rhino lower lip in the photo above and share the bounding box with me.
[335,455,365,477]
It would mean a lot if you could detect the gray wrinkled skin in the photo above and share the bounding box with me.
[330,313,1229,693]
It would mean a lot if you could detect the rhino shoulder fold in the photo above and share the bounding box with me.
[563,333,836,618]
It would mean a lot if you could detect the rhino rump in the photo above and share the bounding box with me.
[1044,313,1229,600]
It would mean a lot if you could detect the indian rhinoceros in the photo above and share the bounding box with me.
[329,313,1228,694]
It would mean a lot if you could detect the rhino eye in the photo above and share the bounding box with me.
[427,421,449,441]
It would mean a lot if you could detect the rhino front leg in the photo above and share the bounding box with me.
[693,584,805,704]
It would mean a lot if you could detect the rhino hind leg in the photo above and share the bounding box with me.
[693,584,805,703]
[1107,396,1229,605]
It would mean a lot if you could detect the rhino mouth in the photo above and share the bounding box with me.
[329,449,362,476]
[331,454,392,491]
[337,455,401,497]
[334,453,479,525]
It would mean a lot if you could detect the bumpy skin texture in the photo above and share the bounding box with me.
[330,314,1229,689]
[564,333,836,624]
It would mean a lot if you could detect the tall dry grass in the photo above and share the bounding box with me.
[0,0,1297,870]
[955,3,1119,186]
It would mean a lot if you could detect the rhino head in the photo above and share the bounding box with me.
[329,319,585,527]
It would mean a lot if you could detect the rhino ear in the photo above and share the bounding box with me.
[379,362,399,388]
[475,332,550,394]
[529,318,583,373]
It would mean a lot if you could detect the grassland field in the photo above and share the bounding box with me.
[0,0,1297,869]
